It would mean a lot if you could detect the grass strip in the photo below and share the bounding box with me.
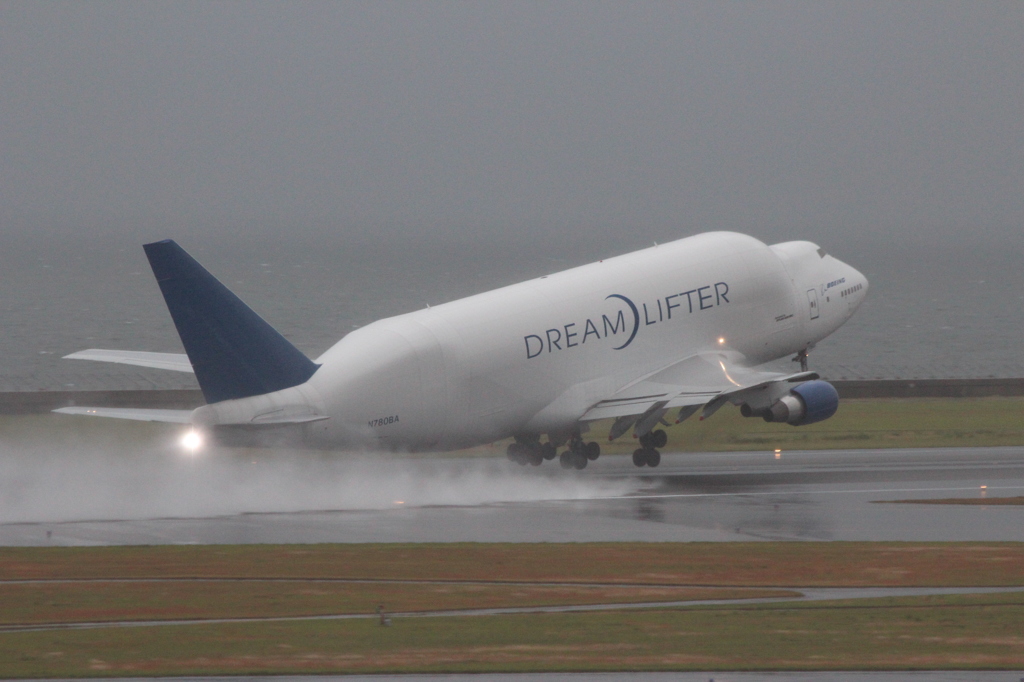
[0,582,792,625]
[2,592,1022,676]
[591,396,1024,453]
[3,542,1024,586]
[11,396,1024,455]
[456,396,1024,455]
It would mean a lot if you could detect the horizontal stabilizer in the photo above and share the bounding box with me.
[63,349,194,373]
[53,407,193,423]
[249,414,330,425]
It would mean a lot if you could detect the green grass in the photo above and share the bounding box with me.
[14,396,1024,456]
[0,581,792,625]
[446,396,1024,456]
[589,396,1024,453]
[4,543,1024,675]
[2,592,1023,675]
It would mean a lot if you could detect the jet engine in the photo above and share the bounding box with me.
[756,380,839,426]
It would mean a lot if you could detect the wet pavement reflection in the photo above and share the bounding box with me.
[2,446,1023,546]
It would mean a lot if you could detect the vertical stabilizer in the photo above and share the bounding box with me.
[143,240,319,404]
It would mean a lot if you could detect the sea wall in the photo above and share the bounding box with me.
[832,378,1024,399]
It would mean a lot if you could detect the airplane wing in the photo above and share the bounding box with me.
[580,352,817,429]
[63,349,194,373]
[53,407,194,423]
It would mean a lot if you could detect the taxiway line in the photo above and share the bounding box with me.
[2,586,1023,634]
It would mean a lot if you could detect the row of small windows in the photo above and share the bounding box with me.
[840,283,863,297]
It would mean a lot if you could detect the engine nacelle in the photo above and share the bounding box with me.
[762,380,839,426]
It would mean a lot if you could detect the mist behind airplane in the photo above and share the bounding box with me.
[58,231,867,469]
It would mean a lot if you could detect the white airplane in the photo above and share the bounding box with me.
[57,231,868,468]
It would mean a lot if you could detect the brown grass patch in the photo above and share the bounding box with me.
[3,542,1024,586]
[0,581,793,625]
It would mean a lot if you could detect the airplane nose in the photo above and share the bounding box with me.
[846,264,869,310]
[854,265,868,293]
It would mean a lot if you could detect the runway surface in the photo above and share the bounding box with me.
[2,446,1023,546]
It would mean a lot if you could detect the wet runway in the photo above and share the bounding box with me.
[2,446,1023,546]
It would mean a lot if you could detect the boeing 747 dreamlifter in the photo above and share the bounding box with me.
[57,231,867,468]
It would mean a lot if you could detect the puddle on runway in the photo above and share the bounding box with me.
[4,423,1024,545]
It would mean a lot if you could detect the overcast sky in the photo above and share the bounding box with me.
[1,1,1021,247]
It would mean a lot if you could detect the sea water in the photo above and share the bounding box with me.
[1,231,1022,391]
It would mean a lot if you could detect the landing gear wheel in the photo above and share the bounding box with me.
[632,449,647,467]
[507,443,528,465]
[541,442,557,460]
[560,449,588,470]
[651,429,667,449]
[525,443,543,466]
[646,449,661,468]
[585,441,601,461]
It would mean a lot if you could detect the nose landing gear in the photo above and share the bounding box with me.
[632,428,666,468]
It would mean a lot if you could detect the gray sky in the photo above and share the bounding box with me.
[1,1,1022,247]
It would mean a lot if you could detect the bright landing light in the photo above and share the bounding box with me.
[180,429,203,454]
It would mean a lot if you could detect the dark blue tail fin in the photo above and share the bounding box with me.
[143,240,319,404]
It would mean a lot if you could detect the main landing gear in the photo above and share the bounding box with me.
[632,428,667,468]
[558,437,600,470]
[506,435,600,470]
[506,439,556,466]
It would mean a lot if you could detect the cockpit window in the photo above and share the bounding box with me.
[816,247,827,258]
